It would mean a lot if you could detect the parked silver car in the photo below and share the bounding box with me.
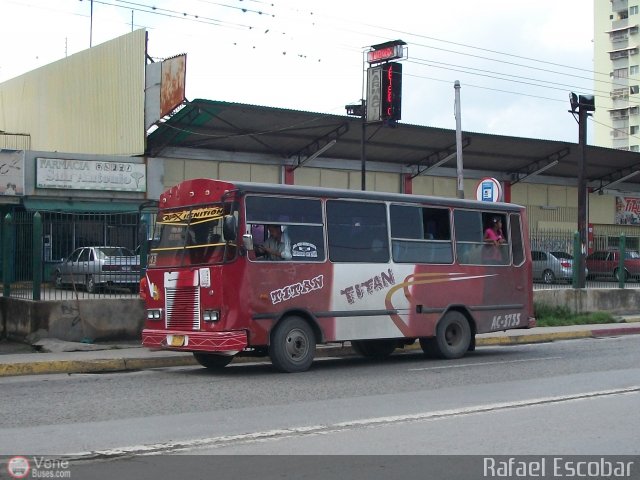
[531,250,585,284]
[53,246,140,293]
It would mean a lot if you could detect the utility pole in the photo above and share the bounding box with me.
[454,80,464,199]
[360,98,366,191]
[569,92,595,289]
[90,0,94,47]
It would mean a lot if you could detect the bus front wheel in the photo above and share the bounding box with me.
[193,352,234,370]
[428,311,471,359]
[270,316,316,373]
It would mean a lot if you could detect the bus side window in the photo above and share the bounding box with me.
[510,213,525,265]
[287,224,325,261]
[454,210,483,265]
[481,212,509,265]
[390,205,452,264]
[327,200,388,263]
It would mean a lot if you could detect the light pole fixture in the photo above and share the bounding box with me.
[569,92,595,289]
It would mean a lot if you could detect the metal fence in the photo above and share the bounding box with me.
[531,229,640,290]
[1,210,149,300]
[2,211,638,299]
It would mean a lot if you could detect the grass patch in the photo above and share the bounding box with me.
[534,302,617,327]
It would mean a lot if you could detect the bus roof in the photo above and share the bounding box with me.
[226,180,524,212]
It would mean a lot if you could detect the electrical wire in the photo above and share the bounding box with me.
[9,0,640,145]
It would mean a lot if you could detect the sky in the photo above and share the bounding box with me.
[1,0,595,143]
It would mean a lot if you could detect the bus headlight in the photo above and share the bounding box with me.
[203,310,220,322]
[146,309,162,320]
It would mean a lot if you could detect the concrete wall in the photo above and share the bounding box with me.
[1,288,638,343]
[1,298,144,342]
[534,288,640,315]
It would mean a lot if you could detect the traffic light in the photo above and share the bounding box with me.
[381,62,402,121]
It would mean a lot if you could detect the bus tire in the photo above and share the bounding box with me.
[193,352,234,370]
[431,311,471,359]
[351,339,396,358]
[270,316,316,373]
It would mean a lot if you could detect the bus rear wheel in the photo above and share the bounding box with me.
[193,352,234,370]
[351,339,396,358]
[429,311,471,359]
[270,316,316,373]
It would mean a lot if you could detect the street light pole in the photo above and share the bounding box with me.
[570,92,595,289]
[454,80,464,199]
[577,106,588,288]
[361,99,366,191]
[90,0,94,47]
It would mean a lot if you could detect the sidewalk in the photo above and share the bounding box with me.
[1,320,639,377]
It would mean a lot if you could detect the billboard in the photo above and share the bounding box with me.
[145,54,187,129]
[615,196,640,224]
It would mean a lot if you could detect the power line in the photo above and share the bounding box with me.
[11,0,636,140]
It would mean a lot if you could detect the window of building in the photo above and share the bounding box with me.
[632,107,640,115]
[631,65,640,76]
[613,68,629,78]
[631,126,639,135]
[631,5,639,15]
[631,85,640,94]
[631,145,640,152]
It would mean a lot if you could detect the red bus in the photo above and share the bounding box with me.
[141,178,535,372]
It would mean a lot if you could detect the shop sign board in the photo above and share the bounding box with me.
[36,158,146,192]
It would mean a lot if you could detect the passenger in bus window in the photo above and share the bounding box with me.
[255,224,292,260]
[484,217,504,246]
[483,217,505,262]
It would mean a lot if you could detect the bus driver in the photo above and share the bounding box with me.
[255,224,292,260]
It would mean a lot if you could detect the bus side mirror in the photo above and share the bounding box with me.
[242,234,254,251]
[223,215,237,241]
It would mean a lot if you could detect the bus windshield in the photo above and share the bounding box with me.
[149,203,235,267]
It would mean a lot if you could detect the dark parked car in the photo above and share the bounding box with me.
[585,250,640,282]
[53,246,140,293]
[531,250,585,284]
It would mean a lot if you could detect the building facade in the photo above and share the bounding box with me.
[594,0,640,150]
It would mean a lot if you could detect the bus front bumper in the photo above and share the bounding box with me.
[142,329,248,352]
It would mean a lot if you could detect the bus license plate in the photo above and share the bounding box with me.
[168,335,185,347]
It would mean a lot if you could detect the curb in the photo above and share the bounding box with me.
[475,330,593,346]
[1,328,638,377]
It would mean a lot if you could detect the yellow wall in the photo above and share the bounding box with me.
[295,167,401,193]
[0,30,146,155]
[412,176,477,198]
[589,193,615,224]
[162,158,280,190]
[161,161,622,229]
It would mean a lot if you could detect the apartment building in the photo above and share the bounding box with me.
[594,0,640,150]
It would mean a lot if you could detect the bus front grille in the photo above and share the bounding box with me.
[165,286,201,331]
